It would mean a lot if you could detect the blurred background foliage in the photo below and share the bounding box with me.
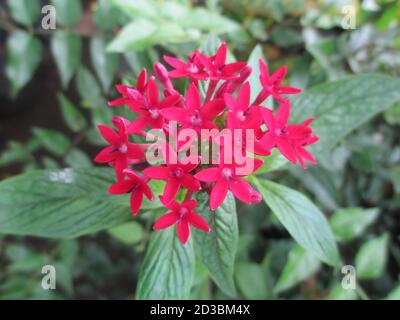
[0,0,399,299]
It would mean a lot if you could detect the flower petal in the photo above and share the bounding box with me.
[146,78,159,106]
[229,178,253,204]
[177,220,190,244]
[153,212,179,230]
[98,125,120,146]
[163,179,181,203]
[143,166,169,180]
[181,174,201,191]
[210,179,229,210]
[186,83,202,111]
[194,168,220,183]
[108,180,134,194]
[189,213,210,233]
[94,146,117,163]
[160,107,188,124]
[130,190,144,215]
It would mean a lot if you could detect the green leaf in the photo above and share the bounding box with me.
[64,149,92,169]
[93,0,122,31]
[90,37,119,92]
[330,207,379,242]
[108,222,144,245]
[325,284,358,300]
[384,102,400,125]
[7,0,40,27]
[0,168,159,238]
[0,141,31,167]
[355,234,389,280]
[291,74,400,154]
[106,19,158,52]
[250,177,341,266]
[51,32,82,88]
[192,192,238,297]
[247,45,265,103]
[51,0,82,27]
[235,262,269,299]
[274,246,321,293]
[255,149,288,175]
[58,93,86,132]
[386,285,400,300]
[6,31,43,97]
[33,128,71,156]
[136,228,195,300]
[110,0,159,20]
[76,67,105,108]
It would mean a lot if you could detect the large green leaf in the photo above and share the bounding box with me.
[250,176,341,266]
[32,128,71,156]
[136,228,195,300]
[90,37,119,92]
[6,31,43,97]
[51,32,82,88]
[192,192,238,297]
[291,74,400,154]
[235,262,269,299]
[355,234,389,280]
[7,0,40,27]
[0,168,161,238]
[51,0,83,27]
[274,245,321,293]
[330,207,379,242]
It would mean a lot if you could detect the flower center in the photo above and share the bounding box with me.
[221,167,233,181]
[179,207,189,218]
[237,111,246,122]
[274,127,286,137]
[119,143,128,154]
[189,110,202,126]
[170,167,184,178]
[188,64,199,73]
[149,109,159,119]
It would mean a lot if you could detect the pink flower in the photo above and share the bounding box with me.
[161,83,225,132]
[254,59,302,105]
[108,169,154,215]
[195,158,263,210]
[258,101,318,168]
[198,43,247,80]
[127,78,181,132]
[142,144,201,203]
[94,118,144,181]
[153,198,211,244]
[164,50,208,81]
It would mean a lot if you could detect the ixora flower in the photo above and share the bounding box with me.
[95,42,319,244]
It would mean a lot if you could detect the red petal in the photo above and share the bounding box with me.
[158,94,181,109]
[260,107,276,131]
[202,98,225,119]
[143,166,169,180]
[108,180,134,194]
[94,146,117,163]
[194,168,220,183]
[276,101,290,127]
[277,139,297,163]
[214,43,227,68]
[258,59,269,82]
[181,174,201,191]
[210,179,229,210]
[238,82,250,108]
[153,212,179,230]
[186,83,201,111]
[160,107,188,124]
[164,55,187,69]
[271,66,287,86]
[229,178,253,204]
[141,183,154,201]
[146,78,159,106]
[136,68,147,93]
[127,143,144,159]
[222,62,247,77]
[189,213,210,233]
[98,125,120,146]
[163,179,181,203]
[177,220,190,244]
[130,190,144,215]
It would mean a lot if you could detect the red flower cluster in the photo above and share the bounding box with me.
[95,43,318,244]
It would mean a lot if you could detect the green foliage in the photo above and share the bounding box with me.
[193,192,238,297]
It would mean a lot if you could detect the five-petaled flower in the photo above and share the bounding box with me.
[108,169,154,215]
[153,197,211,244]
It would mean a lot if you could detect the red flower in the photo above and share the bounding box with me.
[142,144,201,203]
[195,158,263,210]
[164,50,208,81]
[153,198,210,244]
[258,101,318,168]
[225,82,262,131]
[127,78,181,132]
[161,83,225,132]
[198,43,247,80]
[108,169,154,215]
[254,59,302,105]
[108,68,148,107]
[94,118,145,181]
